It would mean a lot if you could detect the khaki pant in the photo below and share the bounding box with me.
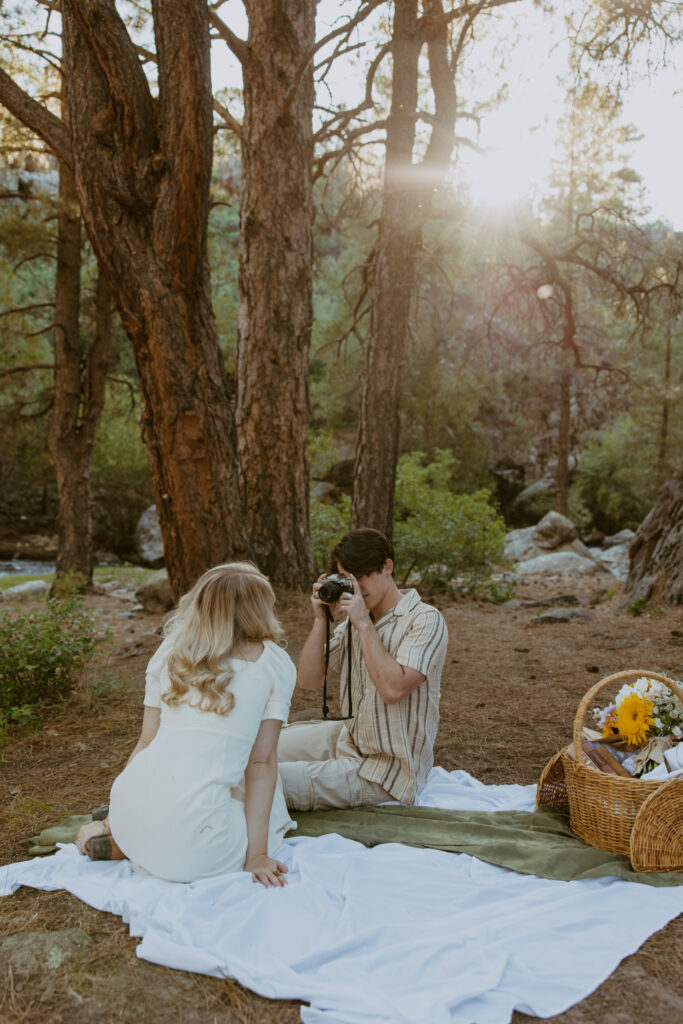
[277,720,392,811]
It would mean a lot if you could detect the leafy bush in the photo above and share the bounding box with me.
[571,416,657,534]
[91,388,154,553]
[0,597,100,733]
[393,450,508,597]
[308,448,508,596]
[309,492,351,574]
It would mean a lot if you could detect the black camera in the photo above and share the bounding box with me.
[318,573,354,604]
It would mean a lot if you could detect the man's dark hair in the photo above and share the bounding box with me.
[328,528,395,577]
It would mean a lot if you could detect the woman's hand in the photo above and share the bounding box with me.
[245,853,288,888]
[75,819,109,856]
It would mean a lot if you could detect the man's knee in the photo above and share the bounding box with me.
[277,720,344,763]
[279,757,362,811]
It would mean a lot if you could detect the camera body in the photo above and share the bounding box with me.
[318,573,354,604]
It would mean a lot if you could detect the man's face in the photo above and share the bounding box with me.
[337,560,392,613]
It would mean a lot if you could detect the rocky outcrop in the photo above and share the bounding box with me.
[531,511,577,549]
[624,475,683,605]
[135,506,164,568]
[3,580,50,599]
[515,551,601,577]
[135,570,174,613]
[505,511,604,577]
[589,544,630,579]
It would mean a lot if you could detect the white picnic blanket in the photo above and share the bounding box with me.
[2,769,682,1024]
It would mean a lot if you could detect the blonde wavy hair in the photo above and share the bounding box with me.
[162,562,283,715]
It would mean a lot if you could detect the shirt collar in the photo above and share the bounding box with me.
[376,588,420,626]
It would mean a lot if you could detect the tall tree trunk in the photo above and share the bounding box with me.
[48,158,88,587]
[352,0,457,536]
[351,0,422,536]
[59,0,246,599]
[237,0,315,587]
[555,369,571,516]
[47,65,111,591]
[624,473,683,606]
[657,315,672,483]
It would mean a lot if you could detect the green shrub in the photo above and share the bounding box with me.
[571,416,658,534]
[308,449,508,595]
[310,492,351,574]
[0,597,100,732]
[393,450,507,596]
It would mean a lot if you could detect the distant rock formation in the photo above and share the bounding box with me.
[624,475,683,605]
[135,506,164,568]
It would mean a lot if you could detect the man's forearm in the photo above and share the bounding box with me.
[355,621,421,704]
[296,617,329,689]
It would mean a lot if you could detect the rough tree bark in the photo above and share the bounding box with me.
[352,0,461,535]
[351,0,422,536]
[624,474,683,606]
[47,152,110,590]
[237,0,315,587]
[58,0,247,598]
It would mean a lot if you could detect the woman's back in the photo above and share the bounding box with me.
[108,638,296,882]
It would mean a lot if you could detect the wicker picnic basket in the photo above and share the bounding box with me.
[537,669,683,873]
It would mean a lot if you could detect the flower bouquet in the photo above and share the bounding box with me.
[538,669,683,869]
[590,676,683,778]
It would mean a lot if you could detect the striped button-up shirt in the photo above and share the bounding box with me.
[328,588,448,804]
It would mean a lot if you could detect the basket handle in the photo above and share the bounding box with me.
[573,669,683,766]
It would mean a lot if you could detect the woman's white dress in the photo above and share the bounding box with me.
[108,639,296,882]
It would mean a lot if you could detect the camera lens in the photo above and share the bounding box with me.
[318,580,342,603]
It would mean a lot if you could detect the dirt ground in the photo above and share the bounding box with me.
[1,574,682,1024]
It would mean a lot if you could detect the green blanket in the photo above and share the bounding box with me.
[290,805,683,887]
[29,806,683,886]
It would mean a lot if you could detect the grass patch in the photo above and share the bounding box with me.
[4,795,53,830]
[0,565,158,591]
[93,565,158,586]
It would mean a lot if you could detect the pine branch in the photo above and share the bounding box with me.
[0,69,71,167]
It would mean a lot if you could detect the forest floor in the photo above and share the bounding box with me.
[1,574,683,1024]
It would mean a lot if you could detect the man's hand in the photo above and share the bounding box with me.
[338,573,373,631]
[311,574,337,621]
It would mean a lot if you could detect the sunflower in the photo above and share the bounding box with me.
[616,693,655,746]
[600,710,619,739]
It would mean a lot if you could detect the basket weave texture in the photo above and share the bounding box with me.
[539,669,683,872]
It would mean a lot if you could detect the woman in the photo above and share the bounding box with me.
[76,563,295,888]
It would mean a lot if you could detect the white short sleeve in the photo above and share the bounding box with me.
[261,644,297,722]
[143,637,172,708]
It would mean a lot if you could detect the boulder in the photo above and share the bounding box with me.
[4,579,50,598]
[508,477,555,525]
[532,511,577,549]
[591,544,630,579]
[604,528,636,549]
[136,505,165,568]
[503,526,538,563]
[515,551,601,576]
[311,481,340,503]
[135,570,174,613]
[94,549,123,565]
[322,458,354,489]
[504,516,602,577]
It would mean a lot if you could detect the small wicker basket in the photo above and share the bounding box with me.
[537,669,683,873]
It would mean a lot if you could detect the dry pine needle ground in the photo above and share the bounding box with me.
[1,577,682,1024]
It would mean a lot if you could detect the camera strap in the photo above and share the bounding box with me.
[322,608,354,721]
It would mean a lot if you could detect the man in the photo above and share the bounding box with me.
[278,527,448,810]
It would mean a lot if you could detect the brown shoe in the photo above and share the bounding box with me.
[88,834,127,861]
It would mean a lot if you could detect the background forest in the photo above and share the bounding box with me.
[0,0,681,597]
